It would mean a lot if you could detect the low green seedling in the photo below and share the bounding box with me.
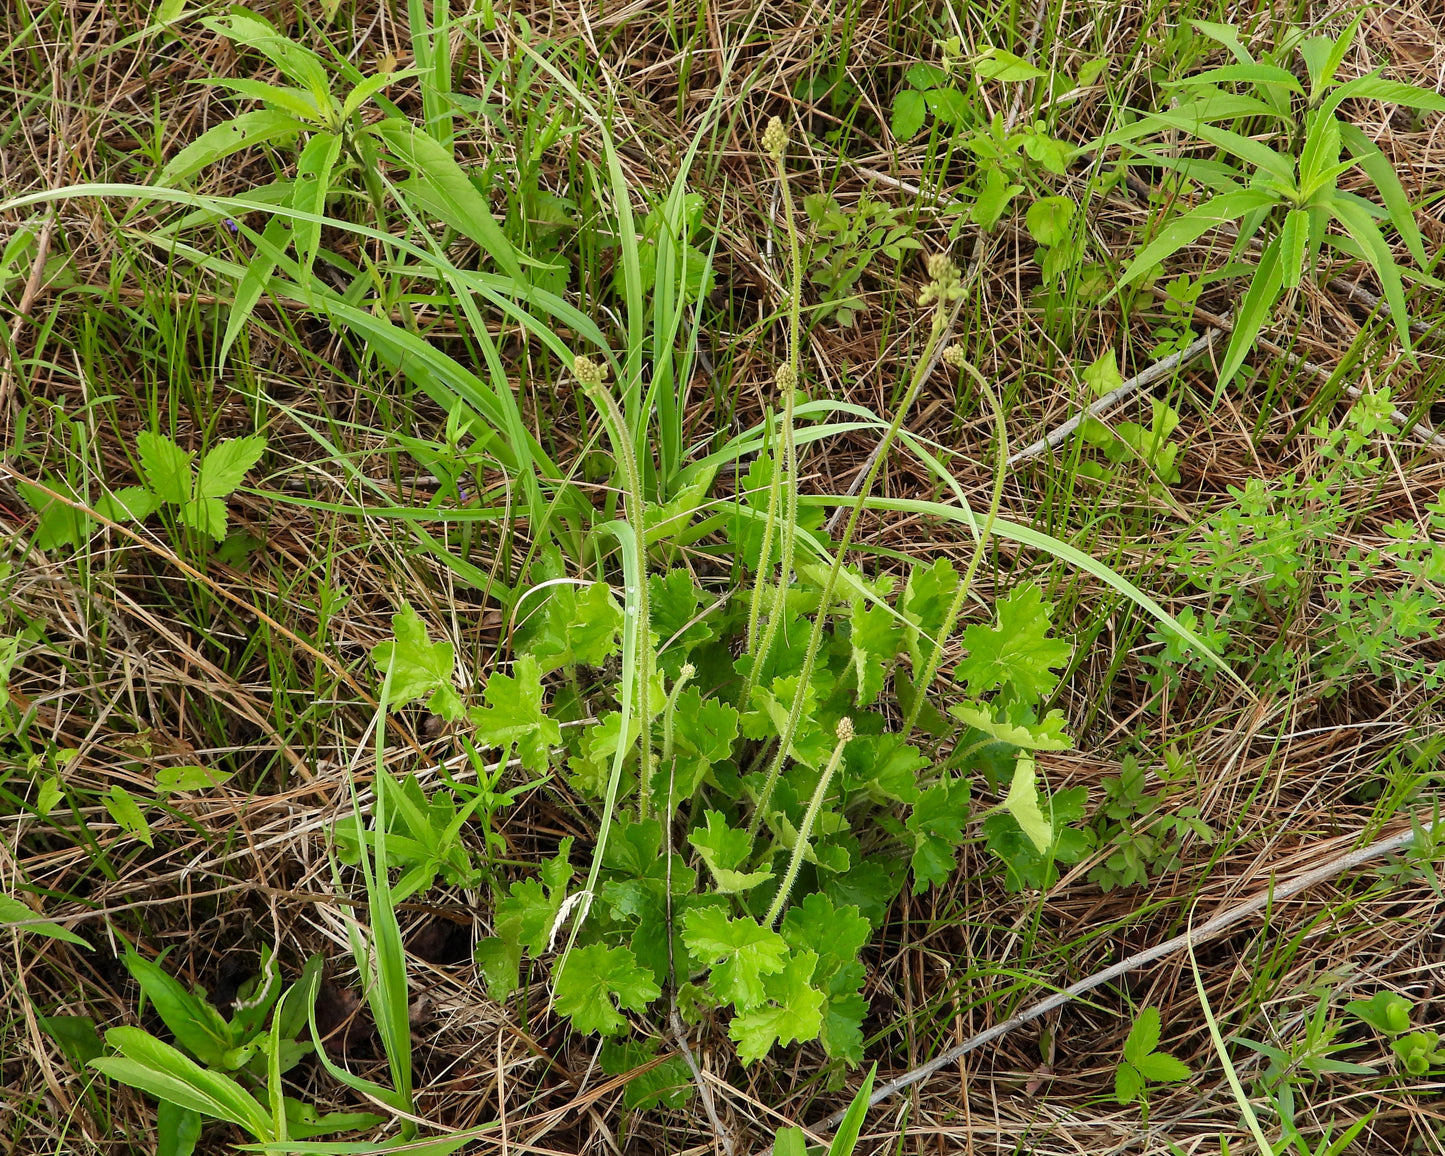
[1101,15,1445,392]
[801,192,921,327]
[1079,398,1186,491]
[1115,1006,1192,1113]
[89,948,383,1151]
[1348,991,1445,1078]
[890,40,1099,231]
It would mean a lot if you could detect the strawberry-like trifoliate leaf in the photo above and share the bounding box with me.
[682,908,787,1009]
[136,431,195,506]
[956,584,1072,701]
[195,435,267,499]
[728,949,826,1063]
[688,811,773,894]
[471,654,561,772]
[1115,1007,1192,1103]
[553,944,660,1036]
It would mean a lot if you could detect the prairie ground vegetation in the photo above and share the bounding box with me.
[1,1,1443,1154]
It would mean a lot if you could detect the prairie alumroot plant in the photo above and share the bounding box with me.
[744,116,805,710]
[746,251,966,839]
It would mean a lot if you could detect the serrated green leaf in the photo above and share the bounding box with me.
[197,436,268,500]
[848,596,904,706]
[94,486,161,523]
[137,431,194,506]
[728,950,826,1063]
[469,654,560,771]
[1114,1060,1143,1104]
[956,584,1071,701]
[683,908,787,1009]
[923,87,969,125]
[905,63,950,90]
[372,603,455,707]
[1135,1051,1192,1082]
[1124,1006,1162,1062]
[0,894,90,948]
[520,581,623,674]
[553,944,659,1036]
[780,893,870,978]
[179,496,228,542]
[688,811,772,893]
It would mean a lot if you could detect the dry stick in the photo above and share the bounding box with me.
[1007,322,1227,467]
[0,210,57,416]
[818,814,1435,1132]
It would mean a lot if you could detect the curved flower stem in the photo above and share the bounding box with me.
[905,357,1007,735]
[764,718,852,928]
[746,259,966,841]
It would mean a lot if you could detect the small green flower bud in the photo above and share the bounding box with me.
[836,717,854,743]
[573,355,607,387]
[919,252,963,306]
[942,344,967,370]
[775,363,797,394]
[761,116,789,160]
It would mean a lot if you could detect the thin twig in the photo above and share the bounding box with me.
[673,1008,735,1156]
[818,813,1435,1132]
[1007,322,1228,467]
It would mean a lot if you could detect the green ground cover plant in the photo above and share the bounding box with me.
[2,1,1443,1154]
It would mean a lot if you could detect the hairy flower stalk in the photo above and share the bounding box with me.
[747,254,967,839]
[765,717,854,927]
[904,345,1008,734]
[743,116,804,709]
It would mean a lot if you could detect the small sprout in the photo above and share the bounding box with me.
[573,355,608,388]
[761,116,789,160]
